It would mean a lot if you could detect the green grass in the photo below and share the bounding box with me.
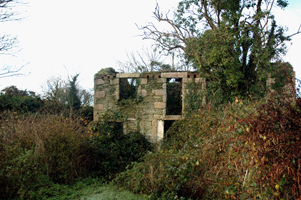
[43,178,149,200]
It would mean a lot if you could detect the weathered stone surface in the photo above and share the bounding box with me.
[95,91,105,98]
[195,78,205,83]
[140,78,147,85]
[152,89,164,96]
[157,120,164,141]
[141,90,147,97]
[157,78,166,83]
[94,104,103,110]
[182,78,193,83]
[95,79,105,85]
[154,102,166,109]
[110,78,119,85]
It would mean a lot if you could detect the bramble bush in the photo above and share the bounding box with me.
[114,90,301,199]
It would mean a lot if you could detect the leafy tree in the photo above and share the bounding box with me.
[0,85,43,113]
[140,0,298,103]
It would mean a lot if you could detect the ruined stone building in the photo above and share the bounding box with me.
[94,67,295,142]
[94,68,206,142]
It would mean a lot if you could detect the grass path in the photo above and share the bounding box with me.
[44,178,149,200]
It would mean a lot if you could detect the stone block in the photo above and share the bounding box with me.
[154,102,166,109]
[95,79,104,85]
[140,78,147,85]
[157,78,166,83]
[195,78,205,83]
[94,104,103,110]
[110,78,119,85]
[157,120,164,141]
[154,89,164,96]
[95,91,105,98]
[141,90,147,97]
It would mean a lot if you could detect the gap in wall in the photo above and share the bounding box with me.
[119,78,137,100]
[164,120,176,139]
[166,78,182,115]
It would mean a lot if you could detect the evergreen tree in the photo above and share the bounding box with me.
[67,74,81,113]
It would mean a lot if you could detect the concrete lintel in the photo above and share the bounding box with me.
[161,72,187,78]
[163,115,182,120]
[154,102,166,109]
[153,115,163,120]
[117,73,140,78]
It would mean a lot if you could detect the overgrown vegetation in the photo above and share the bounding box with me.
[114,89,301,199]
[0,81,152,200]
[89,111,153,179]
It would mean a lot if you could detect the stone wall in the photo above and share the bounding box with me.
[94,70,206,142]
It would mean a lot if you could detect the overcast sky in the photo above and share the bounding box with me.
[0,0,300,94]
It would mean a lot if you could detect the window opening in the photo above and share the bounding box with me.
[119,78,137,100]
[166,78,182,115]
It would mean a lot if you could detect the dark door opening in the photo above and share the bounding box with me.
[164,120,176,139]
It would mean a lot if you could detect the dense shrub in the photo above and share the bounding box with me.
[115,93,301,199]
[0,92,43,113]
[89,111,153,178]
[0,113,92,199]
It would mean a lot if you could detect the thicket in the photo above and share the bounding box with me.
[114,89,301,199]
[89,111,153,179]
[0,110,152,199]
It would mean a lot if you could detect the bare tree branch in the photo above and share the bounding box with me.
[0,62,28,78]
[288,24,301,38]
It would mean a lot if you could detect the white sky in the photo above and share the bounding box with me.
[0,0,300,94]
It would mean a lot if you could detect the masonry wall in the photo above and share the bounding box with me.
[94,71,206,142]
